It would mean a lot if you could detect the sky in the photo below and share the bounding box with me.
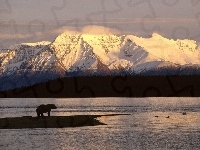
[0,0,200,49]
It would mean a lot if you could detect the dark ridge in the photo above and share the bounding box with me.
[0,75,200,98]
[1,65,200,91]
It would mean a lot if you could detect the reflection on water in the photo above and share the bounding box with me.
[0,97,200,149]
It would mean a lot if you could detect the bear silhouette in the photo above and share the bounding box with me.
[36,104,57,117]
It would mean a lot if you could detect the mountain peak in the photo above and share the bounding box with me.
[151,33,164,38]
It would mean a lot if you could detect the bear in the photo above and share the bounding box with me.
[36,104,57,117]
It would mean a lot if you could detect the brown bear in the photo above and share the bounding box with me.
[36,104,57,117]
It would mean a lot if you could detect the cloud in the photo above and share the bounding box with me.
[81,25,120,35]
[48,26,81,35]
[47,25,121,35]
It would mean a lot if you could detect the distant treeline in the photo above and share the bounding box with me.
[1,65,200,92]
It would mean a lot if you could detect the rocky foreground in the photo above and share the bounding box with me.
[0,114,129,129]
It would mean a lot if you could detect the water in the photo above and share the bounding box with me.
[0,97,200,150]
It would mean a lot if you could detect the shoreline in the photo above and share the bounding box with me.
[0,114,130,129]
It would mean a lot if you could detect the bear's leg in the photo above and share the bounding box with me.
[41,113,44,117]
[48,111,50,116]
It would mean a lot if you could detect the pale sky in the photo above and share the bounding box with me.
[0,0,200,49]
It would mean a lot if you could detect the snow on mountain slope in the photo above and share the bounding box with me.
[127,33,200,65]
[7,41,51,50]
[50,33,97,72]
[118,37,163,69]
[0,41,51,75]
[20,47,56,72]
[0,50,16,74]
[82,34,123,64]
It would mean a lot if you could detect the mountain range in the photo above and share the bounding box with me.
[0,30,200,91]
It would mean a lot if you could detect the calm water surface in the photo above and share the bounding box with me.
[0,97,200,150]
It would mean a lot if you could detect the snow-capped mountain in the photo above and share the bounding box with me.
[0,41,51,75]
[0,30,200,91]
[1,32,200,75]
